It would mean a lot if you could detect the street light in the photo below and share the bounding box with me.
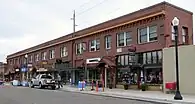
[172,17,183,100]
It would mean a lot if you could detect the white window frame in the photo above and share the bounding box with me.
[89,39,100,52]
[105,35,111,49]
[171,25,175,41]
[76,43,83,55]
[182,27,186,43]
[117,32,132,47]
[49,49,55,59]
[61,46,68,57]
[29,55,33,63]
[35,54,39,61]
[138,26,157,44]
[41,52,47,60]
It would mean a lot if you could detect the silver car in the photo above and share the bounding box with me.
[30,74,56,90]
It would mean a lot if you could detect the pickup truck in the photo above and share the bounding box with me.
[30,74,56,90]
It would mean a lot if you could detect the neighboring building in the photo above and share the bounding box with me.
[0,62,7,81]
[6,2,193,90]
[163,45,195,95]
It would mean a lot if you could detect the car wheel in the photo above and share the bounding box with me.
[30,82,34,88]
[39,82,43,89]
[51,86,56,90]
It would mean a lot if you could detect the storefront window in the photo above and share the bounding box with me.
[124,55,129,65]
[147,52,151,64]
[152,51,157,64]
[117,68,139,85]
[143,53,146,64]
[157,51,162,63]
[120,55,125,66]
[145,68,162,84]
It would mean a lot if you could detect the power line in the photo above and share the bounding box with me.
[74,0,95,10]
[77,7,121,28]
[76,0,109,17]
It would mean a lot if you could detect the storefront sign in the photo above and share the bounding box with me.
[86,58,101,64]
[15,69,20,72]
[37,68,48,72]
[27,64,32,67]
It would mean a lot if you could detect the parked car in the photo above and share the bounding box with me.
[0,80,4,85]
[30,74,56,90]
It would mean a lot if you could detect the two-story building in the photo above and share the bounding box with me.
[0,62,8,81]
[6,2,193,90]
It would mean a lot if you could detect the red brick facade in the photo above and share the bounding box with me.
[6,2,193,75]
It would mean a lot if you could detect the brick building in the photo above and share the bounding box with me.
[6,2,193,90]
[0,62,8,81]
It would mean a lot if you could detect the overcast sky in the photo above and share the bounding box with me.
[0,0,194,62]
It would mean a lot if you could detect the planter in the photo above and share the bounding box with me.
[140,83,148,91]
[124,84,128,90]
[109,84,112,89]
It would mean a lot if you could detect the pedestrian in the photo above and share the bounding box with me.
[57,74,63,89]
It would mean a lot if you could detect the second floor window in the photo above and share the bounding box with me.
[41,52,47,60]
[60,46,68,57]
[35,54,39,61]
[105,35,111,49]
[89,39,100,52]
[182,26,188,44]
[29,55,32,63]
[117,32,132,47]
[49,49,55,59]
[76,42,86,55]
[138,25,157,43]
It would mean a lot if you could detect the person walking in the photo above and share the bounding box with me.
[57,73,63,89]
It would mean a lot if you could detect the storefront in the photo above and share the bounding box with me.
[116,50,163,91]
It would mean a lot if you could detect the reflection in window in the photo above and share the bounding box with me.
[126,32,132,45]
[117,33,125,46]
[139,27,147,43]
[152,51,157,64]
[96,39,100,51]
[143,53,146,64]
[118,56,121,65]
[157,51,162,63]
[125,55,129,65]
[147,52,151,64]
[105,35,111,49]
[149,25,157,41]
[120,55,125,66]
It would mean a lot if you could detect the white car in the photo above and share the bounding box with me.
[30,74,56,90]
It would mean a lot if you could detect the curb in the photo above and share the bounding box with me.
[60,89,169,104]
[60,88,194,104]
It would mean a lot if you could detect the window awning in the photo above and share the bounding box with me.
[97,56,116,67]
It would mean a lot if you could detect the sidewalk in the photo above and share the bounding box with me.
[61,85,195,104]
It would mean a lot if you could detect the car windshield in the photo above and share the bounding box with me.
[41,75,52,79]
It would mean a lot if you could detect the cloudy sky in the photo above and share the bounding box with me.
[0,0,194,62]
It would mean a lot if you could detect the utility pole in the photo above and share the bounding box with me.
[71,10,76,85]
[73,10,76,33]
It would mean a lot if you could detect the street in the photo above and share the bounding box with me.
[0,87,158,104]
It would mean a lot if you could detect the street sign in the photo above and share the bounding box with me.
[21,68,27,72]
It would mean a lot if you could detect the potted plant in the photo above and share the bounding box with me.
[122,81,129,90]
[109,84,113,89]
[140,83,148,91]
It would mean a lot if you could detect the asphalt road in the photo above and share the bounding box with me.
[0,86,158,104]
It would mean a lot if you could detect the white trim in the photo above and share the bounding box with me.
[147,26,150,42]
[138,29,140,44]
[124,32,127,46]
[105,36,111,49]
